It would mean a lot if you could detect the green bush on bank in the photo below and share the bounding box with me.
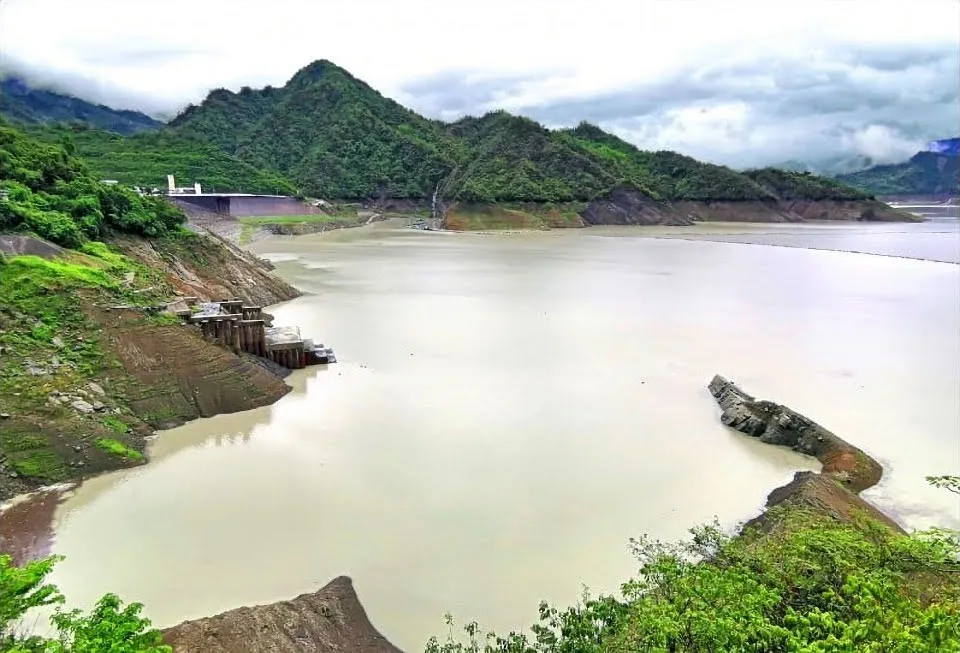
[0,125,185,248]
[428,505,960,652]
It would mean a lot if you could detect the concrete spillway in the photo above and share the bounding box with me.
[173,194,323,217]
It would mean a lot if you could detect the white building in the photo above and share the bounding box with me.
[166,174,202,195]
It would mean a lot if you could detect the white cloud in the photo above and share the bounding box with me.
[1,0,958,165]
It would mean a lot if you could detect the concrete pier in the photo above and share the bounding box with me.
[172,297,334,370]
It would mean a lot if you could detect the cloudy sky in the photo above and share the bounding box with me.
[1,0,958,168]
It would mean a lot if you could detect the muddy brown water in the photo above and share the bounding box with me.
[5,216,960,650]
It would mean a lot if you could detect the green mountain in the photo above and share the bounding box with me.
[169,60,456,198]
[441,113,654,202]
[743,168,871,201]
[564,122,774,201]
[837,149,959,196]
[168,60,874,207]
[18,59,880,213]
[0,77,162,135]
[0,124,183,247]
[25,123,297,195]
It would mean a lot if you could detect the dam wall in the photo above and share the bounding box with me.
[174,195,322,217]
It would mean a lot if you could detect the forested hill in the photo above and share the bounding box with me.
[837,146,960,196]
[0,77,162,135]
[169,60,457,199]
[25,123,297,195]
[166,59,874,204]
[7,60,879,205]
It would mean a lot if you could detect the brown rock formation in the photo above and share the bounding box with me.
[708,375,882,493]
[0,232,299,503]
[749,471,904,534]
[780,199,917,222]
[112,233,300,307]
[668,200,804,223]
[162,576,403,653]
[581,187,691,226]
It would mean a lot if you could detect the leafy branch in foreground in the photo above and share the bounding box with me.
[0,553,170,653]
[927,475,960,496]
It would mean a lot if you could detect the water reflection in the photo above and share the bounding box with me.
[32,222,960,651]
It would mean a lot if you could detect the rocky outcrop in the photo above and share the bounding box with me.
[779,199,918,222]
[581,187,691,226]
[668,200,804,223]
[441,196,919,231]
[0,234,67,259]
[708,375,882,493]
[754,471,904,534]
[112,233,300,307]
[162,576,402,653]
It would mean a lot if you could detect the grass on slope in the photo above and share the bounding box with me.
[0,244,169,483]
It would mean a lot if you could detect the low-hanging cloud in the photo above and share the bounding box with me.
[401,43,959,168]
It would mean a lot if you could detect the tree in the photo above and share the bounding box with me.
[0,554,170,653]
[426,509,960,652]
[927,475,960,496]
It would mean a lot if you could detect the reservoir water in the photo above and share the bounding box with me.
[17,216,960,649]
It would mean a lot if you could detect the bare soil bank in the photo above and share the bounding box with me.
[440,191,916,230]
[0,233,299,504]
[162,577,402,653]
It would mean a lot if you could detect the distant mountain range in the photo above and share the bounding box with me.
[160,60,869,205]
[837,140,959,197]
[770,155,878,177]
[0,77,162,135]
[0,65,916,207]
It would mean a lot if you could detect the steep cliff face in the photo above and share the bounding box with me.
[162,576,403,653]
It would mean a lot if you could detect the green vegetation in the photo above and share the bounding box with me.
[428,505,960,652]
[744,167,872,200]
[170,61,456,198]
[236,211,370,243]
[838,151,960,196]
[165,61,873,207]
[0,248,156,483]
[7,62,877,209]
[95,438,144,461]
[26,124,298,195]
[0,78,161,136]
[1,124,185,247]
[0,126,180,487]
[1,554,170,652]
[442,113,645,202]
[563,122,776,201]
[443,203,585,230]
[101,415,130,434]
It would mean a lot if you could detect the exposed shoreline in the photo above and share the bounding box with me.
[0,225,947,652]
